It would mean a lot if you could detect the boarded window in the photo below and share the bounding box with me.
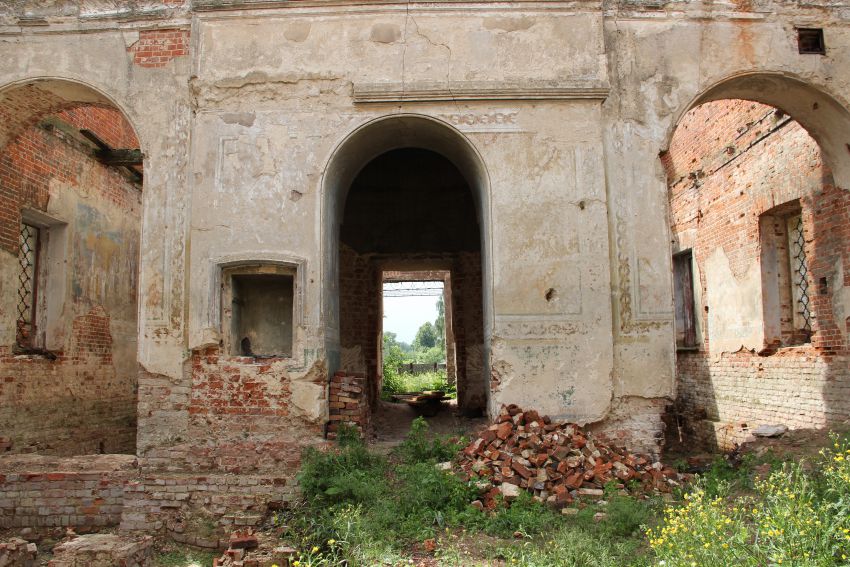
[673,250,697,348]
[222,265,295,357]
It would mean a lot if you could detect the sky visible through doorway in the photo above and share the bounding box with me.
[382,281,444,344]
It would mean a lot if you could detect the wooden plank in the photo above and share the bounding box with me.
[94,148,143,166]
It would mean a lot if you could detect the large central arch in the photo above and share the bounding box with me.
[321,114,493,418]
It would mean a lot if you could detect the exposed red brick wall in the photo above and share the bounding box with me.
[121,472,294,547]
[189,349,293,418]
[451,251,485,414]
[0,454,135,529]
[139,347,325,475]
[0,111,141,456]
[57,107,139,151]
[0,110,139,254]
[0,314,137,455]
[339,243,380,394]
[338,246,486,415]
[675,350,850,449]
[0,85,74,151]
[666,99,850,450]
[127,29,190,68]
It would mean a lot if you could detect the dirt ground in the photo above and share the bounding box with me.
[369,399,489,450]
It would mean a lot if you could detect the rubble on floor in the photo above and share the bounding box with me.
[49,533,153,567]
[213,529,296,567]
[0,537,37,567]
[458,405,688,509]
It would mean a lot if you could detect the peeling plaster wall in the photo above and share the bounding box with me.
[603,2,850,452]
[0,113,141,455]
[1,0,850,470]
[667,98,850,450]
[0,27,193,459]
[186,7,616,464]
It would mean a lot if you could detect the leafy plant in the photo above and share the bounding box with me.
[297,429,386,505]
[382,369,455,397]
[395,416,464,464]
[647,434,850,566]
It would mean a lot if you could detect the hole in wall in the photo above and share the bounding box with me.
[545,288,557,302]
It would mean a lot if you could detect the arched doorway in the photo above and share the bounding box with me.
[663,74,850,451]
[322,115,492,431]
[0,78,144,455]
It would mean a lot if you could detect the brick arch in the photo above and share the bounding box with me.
[0,78,141,154]
[664,72,850,190]
[0,76,145,456]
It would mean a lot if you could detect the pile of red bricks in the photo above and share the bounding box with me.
[0,538,36,566]
[459,405,687,509]
[213,530,296,567]
[49,534,153,567]
[327,372,369,440]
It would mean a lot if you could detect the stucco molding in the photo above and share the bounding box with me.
[202,252,309,350]
[192,0,603,11]
[352,82,610,103]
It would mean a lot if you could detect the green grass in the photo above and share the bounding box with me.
[280,418,850,566]
[280,418,658,566]
[381,369,456,400]
[152,549,218,567]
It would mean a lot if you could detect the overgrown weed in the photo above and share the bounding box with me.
[284,418,659,566]
[647,432,850,566]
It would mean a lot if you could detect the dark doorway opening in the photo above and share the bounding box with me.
[337,148,486,433]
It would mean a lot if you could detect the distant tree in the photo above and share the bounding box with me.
[435,295,446,344]
[413,321,438,350]
[414,345,445,364]
[382,331,410,380]
[383,331,398,347]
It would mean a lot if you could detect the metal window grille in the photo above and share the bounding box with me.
[788,215,812,332]
[16,223,39,346]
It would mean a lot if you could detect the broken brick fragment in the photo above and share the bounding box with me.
[457,405,689,509]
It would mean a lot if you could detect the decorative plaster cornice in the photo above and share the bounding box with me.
[352,82,610,103]
[192,0,601,11]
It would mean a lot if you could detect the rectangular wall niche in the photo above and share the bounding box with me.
[222,265,295,357]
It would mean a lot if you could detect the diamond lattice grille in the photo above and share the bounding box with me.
[16,224,38,344]
[789,215,812,332]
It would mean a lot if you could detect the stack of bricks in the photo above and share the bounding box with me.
[49,534,153,567]
[327,372,369,440]
[0,455,135,529]
[0,538,37,566]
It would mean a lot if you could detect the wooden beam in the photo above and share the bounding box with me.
[79,129,109,150]
[79,129,143,182]
[94,148,143,166]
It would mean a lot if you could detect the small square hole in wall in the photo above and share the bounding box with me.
[223,266,295,358]
[798,28,825,54]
